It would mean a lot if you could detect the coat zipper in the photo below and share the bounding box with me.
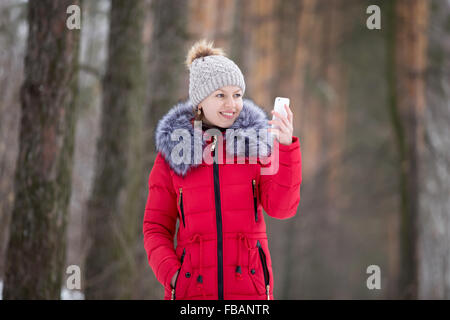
[256,240,270,300]
[178,188,185,228]
[212,135,224,300]
[211,135,218,152]
[252,179,258,222]
[171,248,186,300]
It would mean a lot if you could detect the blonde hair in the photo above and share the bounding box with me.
[192,106,204,121]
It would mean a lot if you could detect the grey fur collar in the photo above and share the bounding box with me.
[155,98,272,177]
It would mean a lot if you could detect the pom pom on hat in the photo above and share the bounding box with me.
[185,39,225,69]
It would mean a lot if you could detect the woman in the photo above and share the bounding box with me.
[143,39,302,300]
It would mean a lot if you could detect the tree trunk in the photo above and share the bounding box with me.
[146,0,189,165]
[0,0,27,280]
[386,0,429,299]
[64,0,109,298]
[3,0,80,299]
[246,0,277,105]
[418,0,450,299]
[272,0,305,299]
[139,0,189,299]
[84,0,146,299]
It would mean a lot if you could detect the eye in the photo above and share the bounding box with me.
[216,93,241,98]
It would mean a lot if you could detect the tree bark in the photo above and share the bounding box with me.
[0,0,27,280]
[418,0,450,299]
[386,0,429,299]
[146,0,189,167]
[84,0,146,299]
[3,0,80,299]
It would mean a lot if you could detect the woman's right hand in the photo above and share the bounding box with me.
[171,270,180,288]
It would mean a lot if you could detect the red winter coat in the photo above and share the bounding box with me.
[143,99,302,300]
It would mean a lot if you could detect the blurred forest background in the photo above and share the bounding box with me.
[0,0,449,299]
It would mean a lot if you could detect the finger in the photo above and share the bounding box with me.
[280,110,292,130]
[267,128,280,140]
[269,117,292,133]
[279,105,293,129]
[268,119,287,132]
[275,120,292,138]
[285,104,293,124]
[272,111,290,128]
[283,104,293,126]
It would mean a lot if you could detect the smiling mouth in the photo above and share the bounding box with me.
[219,112,235,119]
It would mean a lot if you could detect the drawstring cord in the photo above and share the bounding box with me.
[189,234,206,297]
[186,233,254,296]
[236,233,251,280]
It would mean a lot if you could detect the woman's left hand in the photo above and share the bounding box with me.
[268,104,293,146]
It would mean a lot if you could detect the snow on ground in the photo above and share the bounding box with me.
[60,288,85,300]
[0,279,85,300]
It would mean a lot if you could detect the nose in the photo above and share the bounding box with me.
[225,95,235,109]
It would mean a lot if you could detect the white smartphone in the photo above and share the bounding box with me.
[271,97,290,129]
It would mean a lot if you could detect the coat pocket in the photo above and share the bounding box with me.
[178,188,186,228]
[171,248,185,300]
[172,248,193,300]
[248,241,270,298]
[256,240,271,300]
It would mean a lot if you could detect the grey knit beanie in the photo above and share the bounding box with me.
[185,39,246,107]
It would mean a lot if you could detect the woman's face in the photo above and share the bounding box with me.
[199,85,243,128]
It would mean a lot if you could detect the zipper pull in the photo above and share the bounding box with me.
[266,285,270,300]
[211,135,218,152]
[253,179,258,222]
[171,288,175,300]
[178,188,182,206]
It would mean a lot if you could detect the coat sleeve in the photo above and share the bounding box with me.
[259,136,302,219]
[143,152,181,290]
